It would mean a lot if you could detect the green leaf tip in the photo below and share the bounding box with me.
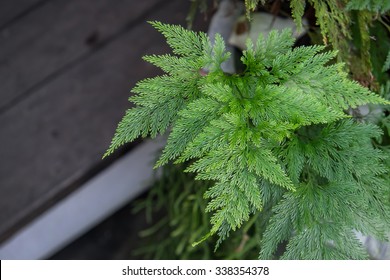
[192,232,212,247]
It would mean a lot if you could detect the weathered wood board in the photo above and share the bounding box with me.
[0,0,46,28]
[0,0,164,112]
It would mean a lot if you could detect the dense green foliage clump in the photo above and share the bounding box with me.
[105,20,390,259]
[189,0,390,90]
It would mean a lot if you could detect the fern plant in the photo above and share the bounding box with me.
[105,21,390,259]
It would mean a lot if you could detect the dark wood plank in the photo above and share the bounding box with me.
[0,0,46,28]
[0,0,208,242]
[0,0,164,112]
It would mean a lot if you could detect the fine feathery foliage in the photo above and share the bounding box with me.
[287,0,390,90]
[244,0,266,18]
[261,120,390,259]
[346,0,390,13]
[290,0,306,30]
[383,50,390,72]
[291,1,351,53]
[105,22,390,259]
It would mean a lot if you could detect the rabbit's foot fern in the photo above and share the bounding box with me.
[105,22,389,259]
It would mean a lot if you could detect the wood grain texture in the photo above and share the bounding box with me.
[0,0,163,112]
[0,0,209,242]
[0,0,46,28]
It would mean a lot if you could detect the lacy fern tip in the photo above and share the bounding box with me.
[105,21,389,256]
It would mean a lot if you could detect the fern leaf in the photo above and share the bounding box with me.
[156,97,223,167]
[104,77,189,157]
[149,21,207,58]
[346,0,390,13]
[261,121,390,259]
[290,0,306,30]
[259,192,296,259]
[208,34,231,73]
[382,50,390,72]
[247,147,295,191]
[260,180,378,259]
[143,55,201,78]
[244,0,266,18]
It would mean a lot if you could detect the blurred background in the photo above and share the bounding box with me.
[0,0,209,259]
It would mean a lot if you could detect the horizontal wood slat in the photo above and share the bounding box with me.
[0,0,163,112]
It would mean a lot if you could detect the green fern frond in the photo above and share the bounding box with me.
[346,0,390,13]
[261,120,390,259]
[149,21,208,58]
[106,23,389,257]
[244,0,266,18]
[143,54,200,78]
[383,50,390,72]
[156,97,223,167]
[260,179,379,259]
[290,0,306,30]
